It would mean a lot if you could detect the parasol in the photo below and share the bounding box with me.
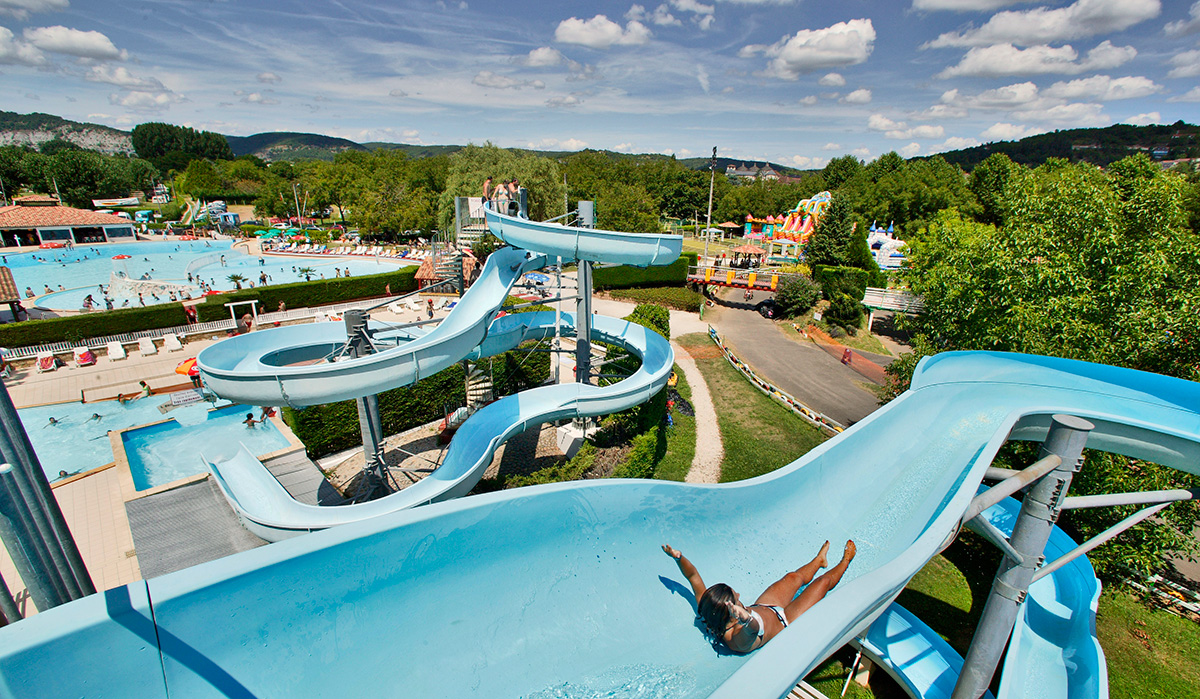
[112,255,131,260]
[175,357,199,377]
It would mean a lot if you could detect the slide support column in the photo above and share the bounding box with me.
[344,310,388,496]
[952,414,1094,699]
[575,260,592,386]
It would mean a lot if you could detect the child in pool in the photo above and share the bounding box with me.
[662,540,856,653]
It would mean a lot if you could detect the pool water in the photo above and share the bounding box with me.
[121,404,290,491]
[19,397,287,488]
[6,240,411,311]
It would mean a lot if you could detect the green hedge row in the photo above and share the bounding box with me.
[0,304,188,347]
[282,348,551,459]
[813,265,869,302]
[592,251,697,291]
[195,268,418,323]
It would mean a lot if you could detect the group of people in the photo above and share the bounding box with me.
[243,406,276,428]
[482,176,520,206]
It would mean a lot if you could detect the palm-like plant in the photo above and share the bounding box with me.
[297,267,315,282]
[227,273,247,290]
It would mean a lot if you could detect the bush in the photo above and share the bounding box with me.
[813,265,868,301]
[774,275,822,318]
[592,251,697,290]
[609,286,702,312]
[0,304,187,348]
[825,293,865,333]
[195,267,418,322]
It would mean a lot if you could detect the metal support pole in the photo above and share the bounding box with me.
[344,310,387,495]
[703,147,716,266]
[575,260,593,386]
[0,383,92,597]
[0,465,62,611]
[0,567,21,625]
[952,414,1094,699]
[553,256,562,385]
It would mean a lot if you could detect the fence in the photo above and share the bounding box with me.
[707,325,844,435]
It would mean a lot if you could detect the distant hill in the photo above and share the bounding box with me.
[225,132,369,161]
[0,111,133,155]
[933,121,1200,170]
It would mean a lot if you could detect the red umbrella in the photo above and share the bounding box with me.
[204,290,224,296]
[112,254,131,259]
[175,357,199,377]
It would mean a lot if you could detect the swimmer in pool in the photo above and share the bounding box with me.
[87,413,102,422]
[662,540,856,653]
[44,417,61,428]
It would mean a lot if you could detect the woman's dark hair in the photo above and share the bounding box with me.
[697,583,737,638]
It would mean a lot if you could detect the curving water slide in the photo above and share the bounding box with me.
[3,351,1197,698]
[195,208,682,539]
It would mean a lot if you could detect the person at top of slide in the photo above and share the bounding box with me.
[662,539,856,653]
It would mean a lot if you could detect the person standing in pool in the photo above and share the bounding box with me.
[243,413,260,428]
[662,540,856,653]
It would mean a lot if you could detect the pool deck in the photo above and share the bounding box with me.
[0,300,452,618]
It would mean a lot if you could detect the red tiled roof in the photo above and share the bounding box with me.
[0,203,133,229]
[13,194,59,205]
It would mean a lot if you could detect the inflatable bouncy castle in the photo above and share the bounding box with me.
[744,191,832,245]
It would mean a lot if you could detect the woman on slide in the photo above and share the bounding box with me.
[662,540,856,653]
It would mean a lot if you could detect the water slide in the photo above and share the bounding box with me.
[196,208,682,538]
[4,351,1197,697]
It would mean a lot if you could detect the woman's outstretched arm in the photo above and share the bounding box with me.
[663,544,707,604]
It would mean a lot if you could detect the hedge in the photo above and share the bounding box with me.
[282,348,551,459]
[813,265,868,302]
[195,267,418,322]
[592,251,697,291]
[0,304,188,348]
[608,286,703,312]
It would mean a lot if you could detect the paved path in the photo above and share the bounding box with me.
[706,289,881,426]
[671,341,722,484]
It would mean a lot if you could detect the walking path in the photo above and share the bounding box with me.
[672,341,722,484]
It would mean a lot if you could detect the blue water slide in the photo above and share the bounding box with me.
[3,351,1197,698]
[206,310,673,541]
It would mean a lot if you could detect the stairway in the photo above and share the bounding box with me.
[434,249,464,292]
[466,360,493,409]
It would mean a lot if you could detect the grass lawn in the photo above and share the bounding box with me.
[675,332,826,482]
[1096,589,1200,698]
[778,303,892,357]
[653,363,696,482]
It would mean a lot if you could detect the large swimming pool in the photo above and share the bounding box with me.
[7,240,411,311]
[20,397,288,488]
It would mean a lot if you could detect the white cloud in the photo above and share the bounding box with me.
[842,88,872,104]
[981,122,1045,140]
[1168,86,1200,102]
[1012,101,1108,126]
[241,92,279,105]
[1167,49,1200,78]
[910,103,968,120]
[555,15,652,49]
[109,90,182,112]
[937,41,1135,78]
[818,72,845,86]
[23,26,126,60]
[1164,1,1200,36]
[697,64,710,93]
[0,26,46,65]
[851,147,872,159]
[521,47,565,67]
[822,142,840,150]
[912,0,1036,10]
[529,137,589,151]
[943,82,1040,109]
[614,142,635,152]
[546,94,584,108]
[257,72,281,84]
[868,113,945,139]
[786,155,828,169]
[899,142,921,158]
[937,136,982,150]
[0,0,67,20]
[627,3,682,26]
[924,0,1161,48]
[389,88,408,98]
[472,71,545,89]
[799,95,818,105]
[1042,75,1161,101]
[1122,112,1161,125]
[85,65,165,90]
[742,18,875,80]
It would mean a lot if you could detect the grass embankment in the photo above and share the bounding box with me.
[778,301,892,356]
[607,286,704,312]
[653,365,696,482]
[675,332,826,482]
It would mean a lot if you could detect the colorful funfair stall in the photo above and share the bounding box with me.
[744,191,832,262]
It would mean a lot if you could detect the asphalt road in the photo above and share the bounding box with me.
[707,288,883,426]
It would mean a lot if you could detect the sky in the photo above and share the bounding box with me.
[1,0,1199,168]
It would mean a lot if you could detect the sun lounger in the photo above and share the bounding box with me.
[35,352,57,373]
[163,333,184,352]
[106,341,126,361]
[73,347,97,367]
[137,338,157,356]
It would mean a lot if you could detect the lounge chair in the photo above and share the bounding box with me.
[163,333,184,352]
[35,352,57,373]
[137,338,158,356]
[73,347,97,367]
[106,341,127,361]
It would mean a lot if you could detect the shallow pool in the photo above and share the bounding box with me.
[122,404,290,491]
[7,240,411,311]
[19,397,286,487]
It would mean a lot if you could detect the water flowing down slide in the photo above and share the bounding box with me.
[3,351,1197,698]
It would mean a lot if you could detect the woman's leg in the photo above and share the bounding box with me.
[783,540,856,622]
[754,540,830,607]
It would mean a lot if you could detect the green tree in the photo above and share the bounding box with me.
[773,275,821,318]
[439,143,565,230]
[804,193,853,267]
[821,155,864,190]
[969,152,1019,226]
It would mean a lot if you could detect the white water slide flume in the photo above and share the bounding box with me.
[194,208,683,538]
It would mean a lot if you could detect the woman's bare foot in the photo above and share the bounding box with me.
[815,540,831,569]
[842,540,857,564]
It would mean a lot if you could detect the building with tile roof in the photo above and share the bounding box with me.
[0,195,138,247]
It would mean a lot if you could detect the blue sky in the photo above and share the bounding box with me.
[2,0,1199,168]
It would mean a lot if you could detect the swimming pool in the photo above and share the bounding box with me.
[121,404,290,491]
[19,397,287,487]
[7,240,412,311]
